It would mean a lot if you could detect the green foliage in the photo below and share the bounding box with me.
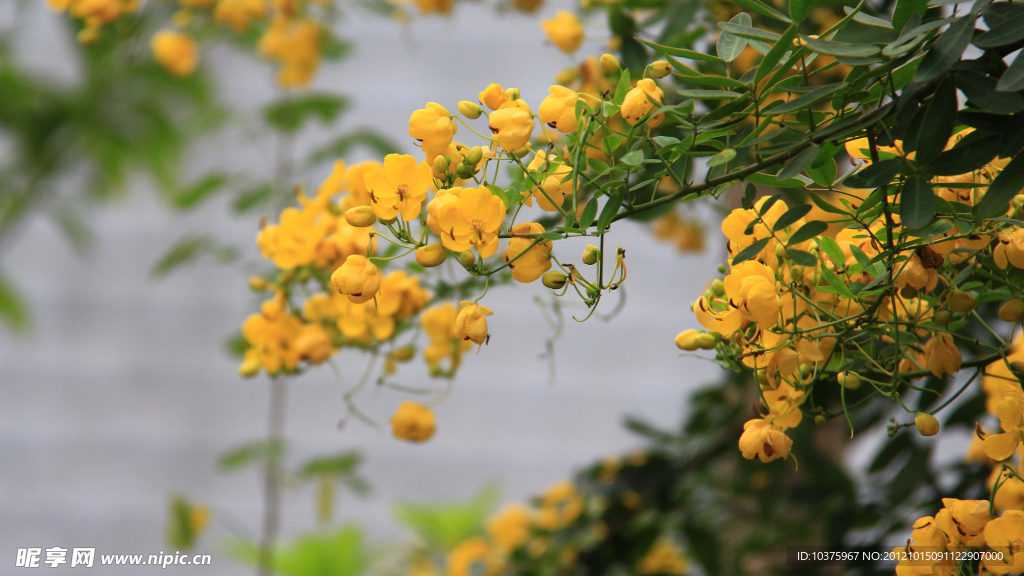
[394,484,499,550]
[227,526,367,576]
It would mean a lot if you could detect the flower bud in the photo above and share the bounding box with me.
[465,146,483,166]
[331,255,381,304]
[900,285,918,299]
[814,414,827,426]
[600,53,620,73]
[756,369,770,387]
[345,205,377,227]
[1000,298,1024,322]
[458,100,482,119]
[391,345,416,362]
[542,270,568,289]
[460,251,476,267]
[799,363,812,378]
[915,412,939,436]
[838,371,860,390]
[933,310,953,325]
[947,290,975,314]
[507,87,521,101]
[512,145,532,158]
[433,155,450,175]
[248,276,268,291]
[416,243,447,268]
[238,354,260,378]
[582,244,601,265]
[717,264,727,274]
[1014,194,1024,209]
[650,60,671,78]
[695,333,717,350]
[711,279,726,297]
[674,329,699,351]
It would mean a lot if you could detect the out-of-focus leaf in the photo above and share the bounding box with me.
[218,439,286,472]
[307,129,400,165]
[394,485,499,549]
[151,235,239,278]
[264,94,350,133]
[0,270,29,332]
[171,173,228,210]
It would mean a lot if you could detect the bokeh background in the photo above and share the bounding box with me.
[0,2,728,572]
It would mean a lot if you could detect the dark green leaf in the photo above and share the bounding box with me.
[819,236,847,264]
[677,89,746,100]
[766,82,848,115]
[806,158,837,186]
[778,144,820,180]
[974,152,1024,218]
[915,78,958,165]
[264,94,349,133]
[821,266,855,298]
[579,196,599,229]
[756,26,800,84]
[810,192,850,215]
[788,220,829,245]
[957,71,1024,114]
[787,248,818,266]
[789,0,814,23]
[924,133,1000,176]
[844,158,902,188]
[731,237,771,264]
[893,0,927,31]
[998,48,1024,92]
[914,16,976,83]
[637,38,723,62]
[974,15,1024,48]
[598,190,625,231]
[773,204,813,231]
[613,68,631,106]
[803,36,880,57]
[899,175,936,228]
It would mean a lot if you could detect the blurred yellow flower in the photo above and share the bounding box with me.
[151,31,199,77]
[541,10,584,53]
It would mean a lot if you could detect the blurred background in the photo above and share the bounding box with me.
[0,1,726,571]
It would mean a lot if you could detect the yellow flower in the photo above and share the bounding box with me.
[621,79,665,127]
[984,387,1024,461]
[506,223,553,283]
[489,100,535,152]
[984,510,1024,574]
[315,215,376,270]
[427,187,507,258]
[935,498,991,548]
[241,294,304,375]
[390,401,436,442]
[331,255,381,304]
[695,261,780,334]
[995,228,1024,270]
[446,537,497,576]
[364,154,432,221]
[487,504,531,550]
[478,83,509,111]
[738,418,792,463]
[151,31,199,77]
[990,466,1024,513]
[455,301,493,346]
[409,103,457,156]
[894,251,939,293]
[421,303,472,371]
[921,333,962,378]
[258,15,321,87]
[342,160,380,207]
[538,85,580,134]
[535,481,583,530]
[294,324,334,364]
[637,538,689,575]
[541,10,584,53]
[214,0,265,31]
[416,243,447,267]
[256,197,336,270]
[524,151,570,211]
[762,381,804,429]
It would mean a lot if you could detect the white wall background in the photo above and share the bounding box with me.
[0,2,725,573]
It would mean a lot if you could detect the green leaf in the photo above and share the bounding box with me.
[900,175,936,228]
[844,158,902,188]
[975,152,1024,218]
[924,133,1001,176]
[806,158,837,186]
[974,15,1024,48]
[914,78,957,165]
[637,38,723,62]
[998,49,1024,92]
[788,220,829,245]
[789,0,814,23]
[264,94,349,133]
[773,204,813,231]
[821,266,855,298]
[755,26,799,84]
[233,183,277,213]
[613,68,631,106]
[803,36,880,57]
[727,0,793,23]
[297,452,363,479]
[308,130,399,165]
[732,237,771,264]
[778,144,820,180]
[904,218,953,237]
[486,185,511,209]
[0,270,29,332]
[579,196,599,229]
[745,172,809,188]
[819,236,847,264]
[718,22,782,42]
[809,191,849,215]
[914,15,975,83]
[677,89,746,100]
[845,7,893,28]
[171,173,228,210]
[707,148,737,167]
[717,13,752,62]
[598,190,625,231]
[893,0,927,31]
[620,150,645,166]
[395,485,499,549]
[219,439,286,472]
[766,82,848,115]
[957,71,1024,114]
[786,248,818,266]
